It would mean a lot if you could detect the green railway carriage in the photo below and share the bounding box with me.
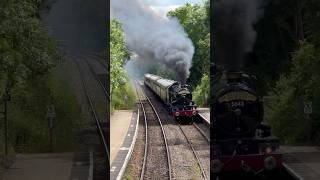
[144,74,178,105]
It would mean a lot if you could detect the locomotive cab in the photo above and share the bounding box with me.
[173,85,193,103]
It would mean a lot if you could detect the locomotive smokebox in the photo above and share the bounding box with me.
[213,71,263,139]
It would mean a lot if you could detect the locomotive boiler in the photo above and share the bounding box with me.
[212,71,283,177]
[144,74,197,122]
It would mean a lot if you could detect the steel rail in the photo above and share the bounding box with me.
[178,124,208,180]
[193,123,210,144]
[89,54,108,71]
[84,58,110,100]
[74,59,110,165]
[134,81,148,180]
[138,81,172,180]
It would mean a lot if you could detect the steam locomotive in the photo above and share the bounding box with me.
[212,71,283,178]
[144,74,197,122]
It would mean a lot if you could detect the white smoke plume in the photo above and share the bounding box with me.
[111,0,194,83]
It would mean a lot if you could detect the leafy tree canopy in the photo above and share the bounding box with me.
[260,0,320,144]
[110,19,135,110]
[0,0,60,93]
[110,20,129,97]
[266,42,320,144]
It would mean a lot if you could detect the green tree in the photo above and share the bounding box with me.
[110,20,128,99]
[0,0,60,94]
[247,0,320,93]
[266,42,320,144]
[0,0,82,153]
[253,0,320,144]
[193,74,209,107]
[110,20,135,110]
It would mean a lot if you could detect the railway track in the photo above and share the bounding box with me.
[134,81,148,180]
[89,54,109,71]
[135,81,172,180]
[141,82,210,179]
[84,58,109,100]
[74,58,109,167]
[178,124,209,180]
[136,80,212,179]
[193,123,210,143]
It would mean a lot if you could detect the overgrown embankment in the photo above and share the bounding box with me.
[242,0,320,144]
[0,0,81,155]
[110,20,136,112]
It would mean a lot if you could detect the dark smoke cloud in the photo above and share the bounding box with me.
[111,0,194,83]
[212,0,264,71]
[40,0,107,55]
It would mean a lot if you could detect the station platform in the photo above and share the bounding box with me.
[2,153,73,180]
[198,108,210,125]
[281,146,320,180]
[110,109,139,180]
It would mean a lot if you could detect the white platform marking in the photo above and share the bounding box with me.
[111,166,117,172]
[120,147,130,151]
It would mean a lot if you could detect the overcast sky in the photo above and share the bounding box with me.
[145,0,204,16]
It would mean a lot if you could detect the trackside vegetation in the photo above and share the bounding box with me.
[0,0,81,154]
[237,0,320,144]
[193,74,209,107]
[110,20,136,111]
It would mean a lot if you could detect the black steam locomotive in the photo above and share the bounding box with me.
[144,74,198,122]
[212,71,282,176]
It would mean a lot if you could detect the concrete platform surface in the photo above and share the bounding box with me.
[2,153,73,180]
[198,108,210,124]
[281,146,320,180]
[110,109,139,180]
[110,110,133,164]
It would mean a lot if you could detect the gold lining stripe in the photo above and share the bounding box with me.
[218,91,257,102]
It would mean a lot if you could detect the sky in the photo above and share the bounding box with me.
[145,0,203,16]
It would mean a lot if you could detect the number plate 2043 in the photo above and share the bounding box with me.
[231,101,245,107]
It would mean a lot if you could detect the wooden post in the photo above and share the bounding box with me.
[49,126,53,152]
[4,98,8,156]
[47,105,56,152]
[2,91,11,157]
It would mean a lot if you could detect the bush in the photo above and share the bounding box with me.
[111,80,136,111]
[0,67,81,153]
[266,42,320,144]
[193,74,209,107]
